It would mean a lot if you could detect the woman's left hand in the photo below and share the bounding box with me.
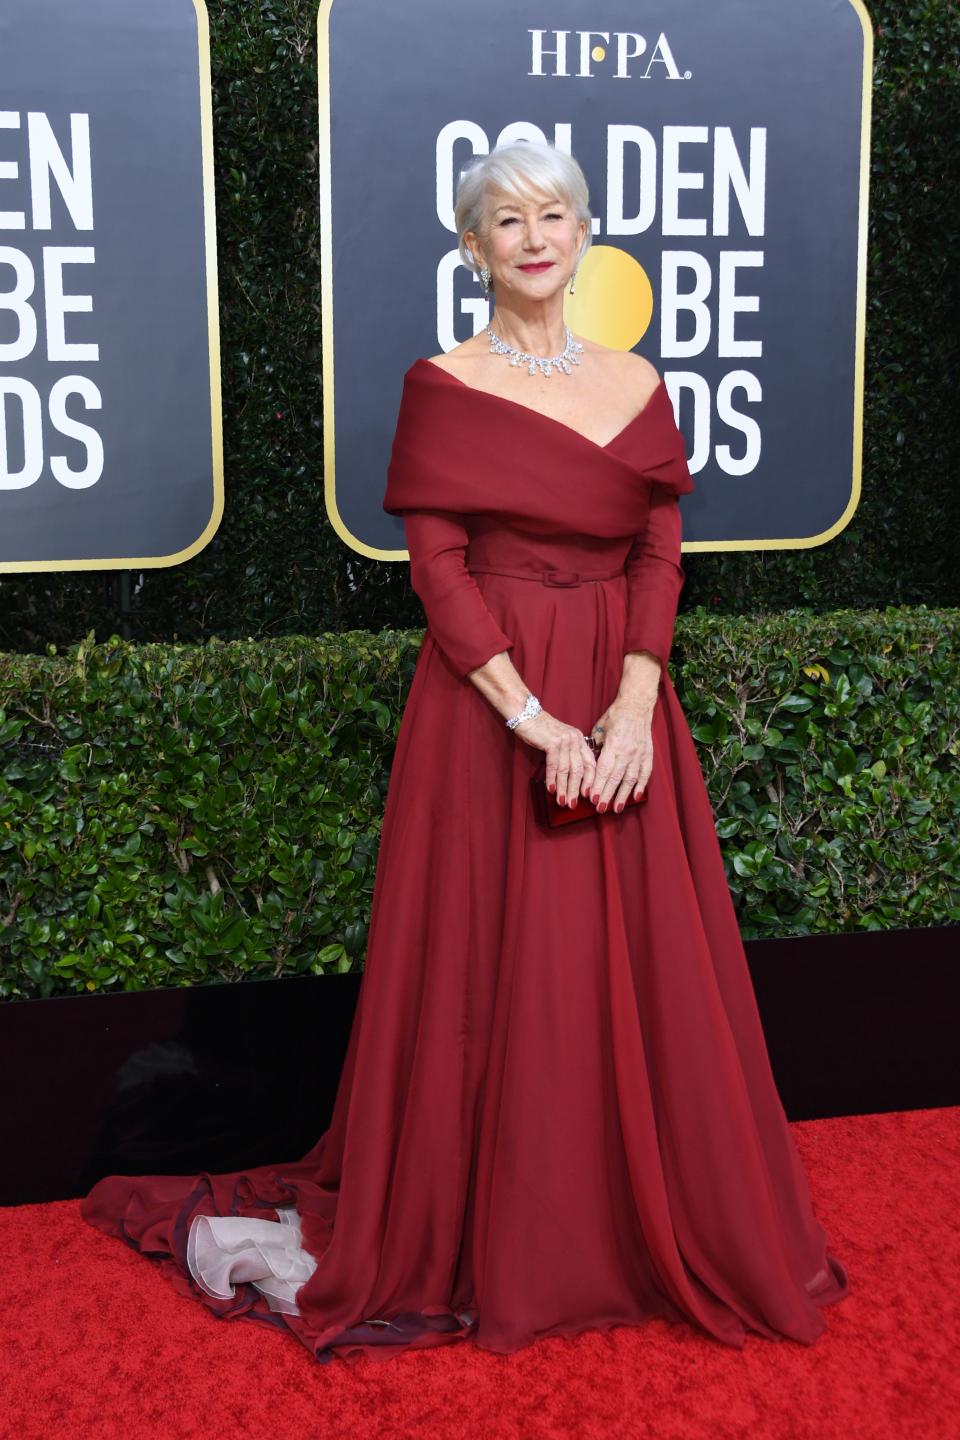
[582,695,657,811]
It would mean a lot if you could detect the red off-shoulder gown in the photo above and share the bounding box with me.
[80,358,849,1363]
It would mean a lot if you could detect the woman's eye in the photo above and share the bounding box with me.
[499,213,564,225]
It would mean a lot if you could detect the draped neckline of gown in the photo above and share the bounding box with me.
[414,357,667,455]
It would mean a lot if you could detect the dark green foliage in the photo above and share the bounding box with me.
[0,0,958,651]
[2,609,957,1001]
[1,629,417,999]
[671,605,960,937]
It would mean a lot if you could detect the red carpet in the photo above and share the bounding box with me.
[1,1107,956,1440]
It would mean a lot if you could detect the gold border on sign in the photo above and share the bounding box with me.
[316,0,398,560]
[319,0,874,560]
[690,0,871,553]
[0,0,224,574]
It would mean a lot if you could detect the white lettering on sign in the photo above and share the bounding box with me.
[435,120,770,478]
[0,111,101,490]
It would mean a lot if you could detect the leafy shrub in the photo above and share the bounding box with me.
[2,608,957,1001]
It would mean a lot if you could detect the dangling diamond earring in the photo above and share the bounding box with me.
[479,266,491,295]
[569,267,578,295]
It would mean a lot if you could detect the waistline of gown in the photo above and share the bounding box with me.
[466,564,627,587]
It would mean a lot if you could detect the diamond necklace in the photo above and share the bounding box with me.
[484,323,584,378]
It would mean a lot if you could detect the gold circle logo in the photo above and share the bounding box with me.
[564,245,654,351]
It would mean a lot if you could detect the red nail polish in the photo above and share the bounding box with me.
[598,802,607,814]
[615,802,623,813]
[591,793,599,805]
[548,783,556,794]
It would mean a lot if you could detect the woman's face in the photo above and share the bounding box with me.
[467,185,586,299]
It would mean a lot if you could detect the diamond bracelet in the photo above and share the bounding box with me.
[506,693,542,730]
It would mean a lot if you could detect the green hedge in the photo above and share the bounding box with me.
[2,608,957,1002]
[0,0,958,652]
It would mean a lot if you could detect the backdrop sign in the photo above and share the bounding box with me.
[0,0,221,574]
[318,0,872,559]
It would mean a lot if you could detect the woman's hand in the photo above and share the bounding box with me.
[583,695,657,812]
[513,710,598,809]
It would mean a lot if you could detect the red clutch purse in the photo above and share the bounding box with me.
[529,735,648,829]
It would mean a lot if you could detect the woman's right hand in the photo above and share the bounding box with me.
[512,710,598,808]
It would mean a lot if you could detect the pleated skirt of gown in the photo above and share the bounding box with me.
[80,566,849,1362]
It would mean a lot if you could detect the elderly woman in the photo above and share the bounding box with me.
[82,140,848,1364]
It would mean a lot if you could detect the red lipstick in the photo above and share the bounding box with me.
[518,262,554,273]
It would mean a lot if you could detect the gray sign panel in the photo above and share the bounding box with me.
[318,0,872,559]
[0,0,222,572]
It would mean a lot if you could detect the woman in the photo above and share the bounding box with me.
[81,140,849,1363]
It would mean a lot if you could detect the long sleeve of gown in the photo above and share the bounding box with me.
[622,487,687,670]
[403,510,515,679]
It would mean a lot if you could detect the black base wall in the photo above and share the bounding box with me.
[2,925,957,1206]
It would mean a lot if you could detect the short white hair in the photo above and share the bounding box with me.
[455,140,593,288]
